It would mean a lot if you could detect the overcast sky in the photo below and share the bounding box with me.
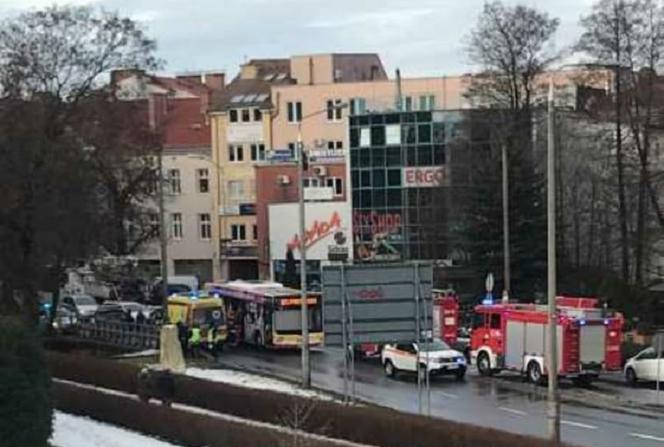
[0,0,596,78]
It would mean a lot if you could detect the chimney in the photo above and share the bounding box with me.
[202,72,225,92]
[240,63,258,79]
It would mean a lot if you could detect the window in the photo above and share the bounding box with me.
[251,143,266,161]
[197,168,209,193]
[303,177,320,188]
[326,177,343,196]
[228,181,244,199]
[326,99,343,121]
[253,108,262,121]
[386,124,401,145]
[241,109,250,122]
[288,142,297,158]
[490,314,501,329]
[360,127,370,147]
[231,224,246,241]
[350,97,366,115]
[229,144,244,162]
[149,213,160,237]
[404,96,413,111]
[419,95,436,111]
[229,109,238,123]
[199,213,211,240]
[327,140,343,150]
[287,101,302,123]
[253,224,258,240]
[168,169,181,194]
[171,213,183,239]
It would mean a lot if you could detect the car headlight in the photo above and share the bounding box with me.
[456,356,466,364]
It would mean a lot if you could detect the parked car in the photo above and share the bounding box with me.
[93,301,144,324]
[60,294,98,318]
[381,339,467,380]
[625,346,664,385]
[52,305,78,334]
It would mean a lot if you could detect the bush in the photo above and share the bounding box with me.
[53,381,340,447]
[0,317,52,447]
[46,351,563,447]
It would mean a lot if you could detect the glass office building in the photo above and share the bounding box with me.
[349,110,468,263]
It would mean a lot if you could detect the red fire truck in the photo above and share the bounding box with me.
[470,298,623,385]
[555,296,623,374]
[432,289,459,346]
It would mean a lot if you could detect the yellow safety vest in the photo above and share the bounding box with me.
[189,327,201,345]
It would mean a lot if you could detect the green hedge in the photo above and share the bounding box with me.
[47,351,563,447]
[1,317,52,447]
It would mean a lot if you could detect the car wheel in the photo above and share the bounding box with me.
[384,360,397,379]
[477,352,493,377]
[527,361,544,386]
[625,367,638,387]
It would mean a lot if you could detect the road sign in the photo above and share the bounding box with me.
[322,263,433,345]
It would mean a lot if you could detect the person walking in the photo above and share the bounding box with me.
[176,320,188,357]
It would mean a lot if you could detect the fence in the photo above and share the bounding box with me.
[76,321,159,350]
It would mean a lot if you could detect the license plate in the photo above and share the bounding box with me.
[446,364,458,370]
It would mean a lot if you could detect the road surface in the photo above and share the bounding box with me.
[210,346,664,447]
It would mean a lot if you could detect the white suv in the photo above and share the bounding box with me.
[381,339,467,380]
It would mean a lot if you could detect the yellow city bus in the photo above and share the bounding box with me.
[205,281,323,349]
[167,293,228,344]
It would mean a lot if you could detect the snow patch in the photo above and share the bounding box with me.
[185,367,335,401]
[51,411,183,447]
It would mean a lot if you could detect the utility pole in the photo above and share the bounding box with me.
[297,123,310,388]
[157,148,169,320]
[546,80,560,444]
[501,143,511,296]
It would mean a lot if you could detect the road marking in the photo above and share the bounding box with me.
[498,406,527,416]
[561,420,597,430]
[438,392,459,399]
[630,433,664,443]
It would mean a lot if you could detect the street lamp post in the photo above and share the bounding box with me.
[296,102,348,389]
[157,149,170,319]
[546,79,560,444]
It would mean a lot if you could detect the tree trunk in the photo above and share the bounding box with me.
[615,66,630,282]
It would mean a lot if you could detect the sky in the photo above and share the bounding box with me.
[0,0,596,78]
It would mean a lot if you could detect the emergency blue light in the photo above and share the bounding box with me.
[213,293,220,299]
[604,319,609,325]
[580,319,586,326]
[42,303,52,309]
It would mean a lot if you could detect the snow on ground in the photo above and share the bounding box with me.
[185,367,335,401]
[51,412,183,447]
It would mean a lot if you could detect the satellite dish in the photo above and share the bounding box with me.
[485,273,494,293]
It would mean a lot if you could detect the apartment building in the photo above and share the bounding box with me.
[113,69,225,282]
[208,54,387,280]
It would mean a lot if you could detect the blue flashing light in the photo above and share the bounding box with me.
[456,356,466,364]
[604,319,610,325]
[213,293,220,299]
[189,290,199,300]
[42,303,52,309]
[482,292,494,306]
[580,319,586,326]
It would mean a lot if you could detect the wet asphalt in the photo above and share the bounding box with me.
[212,346,664,447]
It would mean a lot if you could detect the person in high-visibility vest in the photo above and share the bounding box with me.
[188,324,201,358]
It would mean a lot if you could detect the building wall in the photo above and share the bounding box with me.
[138,152,217,282]
[255,162,348,279]
[270,76,471,151]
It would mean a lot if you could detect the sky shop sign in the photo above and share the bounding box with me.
[402,166,447,188]
[353,211,402,235]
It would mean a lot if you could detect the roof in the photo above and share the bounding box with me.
[162,98,210,148]
[210,58,294,111]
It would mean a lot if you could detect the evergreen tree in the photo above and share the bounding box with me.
[0,317,52,447]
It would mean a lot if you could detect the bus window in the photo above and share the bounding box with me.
[274,308,322,334]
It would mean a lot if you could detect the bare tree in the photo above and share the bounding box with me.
[579,0,664,284]
[460,1,559,296]
[0,5,159,321]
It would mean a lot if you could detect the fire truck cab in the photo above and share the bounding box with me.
[470,303,586,385]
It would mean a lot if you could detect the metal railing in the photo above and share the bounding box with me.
[76,320,160,350]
